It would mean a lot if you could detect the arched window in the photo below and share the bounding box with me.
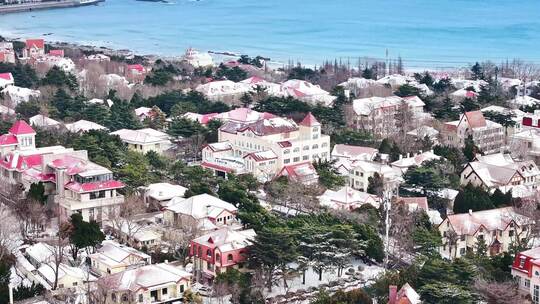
[206,249,212,257]
[121,294,128,302]
[312,144,318,149]
[216,253,221,262]
[111,293,117,303]
[227,254,234,262]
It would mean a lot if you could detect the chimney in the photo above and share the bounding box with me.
[406,153,410,158]
[56,168,66,197]
[399,154,402,160]
[388,285,398,304]
[164,260,169,264]
[469,209,473,215]
[419,150,423,154]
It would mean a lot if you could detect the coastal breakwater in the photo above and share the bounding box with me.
[0,0,103,14]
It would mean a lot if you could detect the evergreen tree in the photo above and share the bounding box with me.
[28,182,47,204]
[463,135,481,161]
[470,62,484,80]
[107,99,142,131]
[453,184,494,214]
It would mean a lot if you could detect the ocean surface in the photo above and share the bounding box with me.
[1,0,540,69]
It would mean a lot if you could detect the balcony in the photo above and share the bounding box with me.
[57,195,125,212]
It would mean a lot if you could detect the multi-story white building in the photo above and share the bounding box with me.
[438,207,532,259]
[0,120,125,222]
[350,95,425,138]
[442,110,505,155]
[202,112,330,183]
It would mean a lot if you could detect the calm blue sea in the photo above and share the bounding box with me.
[1,0,539,68]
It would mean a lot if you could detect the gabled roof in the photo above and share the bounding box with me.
[0,134,18,146]
[332,144,378,160]
[235,117,298,136]
[165,193,237,219]
[192,227,256,253]
[25,39,44,49]
[276,161,318,183]
[396,197,428,212]
[299,112,320,127]
[463,111,487,129]
[443,207,532,235]
[204,141,233,152]
[48,49,64,57]
[0,72,13,81]
[244,150,278,162]
[9,120,35,135]
[102,263,190,292]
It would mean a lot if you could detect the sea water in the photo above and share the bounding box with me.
[0,0,539,69]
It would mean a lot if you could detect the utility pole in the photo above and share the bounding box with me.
[383,188,391,270]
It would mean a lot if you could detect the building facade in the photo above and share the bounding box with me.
[442,111,505,155]
[202,112,330,182]
[438,207,532,259]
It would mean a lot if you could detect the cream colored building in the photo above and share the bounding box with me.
[100,263,191,304]
[438,207,532,259]
[202,113,330,182]
[347,160,403,195]
[110,128,172,155]
[442,111,505,155]
[89,241,151,276]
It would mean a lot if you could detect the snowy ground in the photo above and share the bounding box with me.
[266,259,383,300]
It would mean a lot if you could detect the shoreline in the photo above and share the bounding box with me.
[0,0,104,14]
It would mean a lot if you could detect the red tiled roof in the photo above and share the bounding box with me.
[127,64,144,72]
[201,161,234,173]
[464,111,487,129]
[0,134,18,146]
[299,112,320,127]
[396,197,428,211]
[276,161,317,182]
[0,72,13,81]
[9,120,35,135]
[25,39,44,50]
[64,180,124,193]
[48,49,64,57]
[244,151,277,162]
[278,141,292,148]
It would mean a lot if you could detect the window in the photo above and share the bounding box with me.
[73,282,78,286]
[293,157,300,162]
[180,285,185,293]
[283,149,290,154]
[460,235,465,241]
[321,142,328,148]
[459,248,465,255]
[509,230,515,237]
[112,293,117,303]
[162,288,168,295]
[312,144,318,149]
[303,145,309,151]
[293,147,300,152]
[121,294,129,302]
[139,294,143,303]
[535,285,539,304]
[303,155,309,160]
[216,253,220,262]
[227,254,234,262]
[207,249,212,257]
[58,284,64,288]
[520,257,526,268]
[284,159,290,164]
